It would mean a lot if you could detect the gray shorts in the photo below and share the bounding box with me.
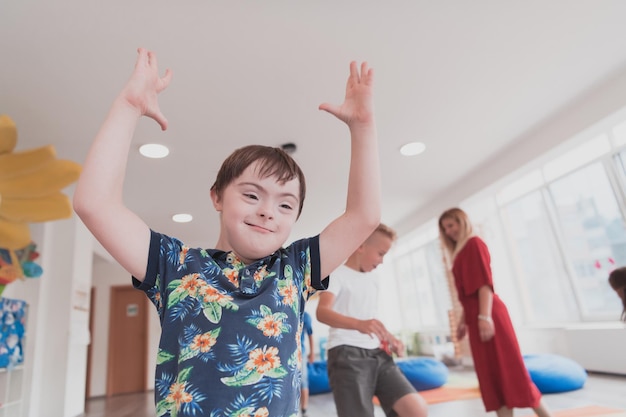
[327,345,417,417]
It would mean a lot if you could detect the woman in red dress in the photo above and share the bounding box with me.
[438,208,553,417]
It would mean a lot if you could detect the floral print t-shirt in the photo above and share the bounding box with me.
[133,230,326,417]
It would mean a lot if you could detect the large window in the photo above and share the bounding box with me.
[393,229,451,330]
[500,190,579,322]
[548,162,626,318]
[392,109,626,331]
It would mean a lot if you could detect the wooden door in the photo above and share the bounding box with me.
[85,287,95,399]
[106,286,148,396]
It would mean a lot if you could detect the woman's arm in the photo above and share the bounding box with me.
[477,285,495,341]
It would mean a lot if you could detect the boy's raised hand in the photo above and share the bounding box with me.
[121,48,173,130]
[319,61,374,128]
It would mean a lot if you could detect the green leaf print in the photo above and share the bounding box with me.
[178,366,193,383]
[284,264,293,280]
[260,304,273,316]
[166,280,188,308]
[287,350,299,368]
[157,349,175,365]
[167,279,182,291]
[156,398,169,417]
[220,368,263,387]
[263,366,288,379]
[246,316,261,327]
[202,303,222,323]
[232,407,255,417]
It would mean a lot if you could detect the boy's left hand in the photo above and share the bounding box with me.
[381,337,405,357]
[390,337,405,357]
[120,48,173,130]
[319,61,374,128]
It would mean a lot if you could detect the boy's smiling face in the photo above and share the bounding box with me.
[211,161,301,264]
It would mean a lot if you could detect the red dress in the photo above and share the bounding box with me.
[452,236,541,411]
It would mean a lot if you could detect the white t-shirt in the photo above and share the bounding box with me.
[325,264,381,350]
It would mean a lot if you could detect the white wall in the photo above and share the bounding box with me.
[89,246,160,397]
[3,217,92,417]
[563,323,626,374]
[63,220,93,417]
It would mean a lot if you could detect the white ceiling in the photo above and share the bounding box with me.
[3,1,626,249]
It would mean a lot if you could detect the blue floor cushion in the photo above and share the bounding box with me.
[523,353,587,394]
[396,357,449,391]
[308,361,331,395]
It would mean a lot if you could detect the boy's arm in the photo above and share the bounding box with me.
[316,292,389,341]
[307,333,315,363]
[73,48,172,281]
[318,62,381,279]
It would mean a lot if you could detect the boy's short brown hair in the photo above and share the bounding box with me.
[210,145,306,217]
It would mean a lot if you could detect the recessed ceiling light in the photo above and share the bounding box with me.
[139,143,170,158]
[172,213,193,223]
[400,142,426,156]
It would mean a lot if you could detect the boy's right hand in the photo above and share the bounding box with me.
[319,61,374,129]
[120,48,173,130]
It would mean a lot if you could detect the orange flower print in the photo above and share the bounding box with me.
[224,268,239,287]
[178,246,189,266]
[199,285,225,303]
[191,332,218,353]
[296,330,303,363]
[278,282,297,305]
[253,265,269,284]
[245,346,281,375]
[257,316,282,337]
[254,408,269,417]
[180,273,204,296]
[165,382,193,409]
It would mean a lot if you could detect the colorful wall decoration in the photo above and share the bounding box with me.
[0,297,27,369]
[0,115,81,295]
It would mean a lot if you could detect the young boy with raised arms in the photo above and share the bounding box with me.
[73,48,380,416]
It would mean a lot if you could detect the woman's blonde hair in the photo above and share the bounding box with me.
[438,207,474,260]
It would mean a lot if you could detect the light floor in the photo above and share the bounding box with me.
[82,370,626,417]
[307,369,626,417]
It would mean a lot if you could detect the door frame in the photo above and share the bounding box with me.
[85,287,95,399]
[106,285,148,397]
